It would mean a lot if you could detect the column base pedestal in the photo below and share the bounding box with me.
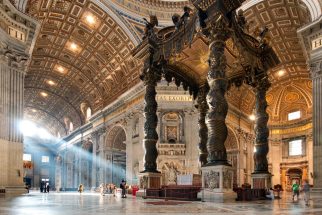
[251,173,272,189]
[200,165,234,202]
[4,186,27,195]
[138,172,162,189]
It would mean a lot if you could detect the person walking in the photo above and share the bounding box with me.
[292,181,300,202]
[78,184,84,194]
[302,179,310,206]
[120,180,126,198]
[46,183,50,193]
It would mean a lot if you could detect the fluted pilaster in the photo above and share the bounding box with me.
[311,62,322,187]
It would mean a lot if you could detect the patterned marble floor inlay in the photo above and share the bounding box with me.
[0,191,321,215]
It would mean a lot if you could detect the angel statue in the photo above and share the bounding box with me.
[142,15,158,40]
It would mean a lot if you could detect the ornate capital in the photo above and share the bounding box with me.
[310,62,322,79]
[0,44,29,70]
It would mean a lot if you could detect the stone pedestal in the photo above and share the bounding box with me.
[251,173,272,189]
[199,165,234,202]
[136,172,162,197]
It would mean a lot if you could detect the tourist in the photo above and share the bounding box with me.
[40,181,44,193]
[46,183,50,193]
[120,180,126,198]
[302,179,310,206]
[78,184,84,194]
[99,183,105,196]
[266,188,275,200]
[292,181,300,201]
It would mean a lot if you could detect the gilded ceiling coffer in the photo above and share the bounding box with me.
[196,85,209,166]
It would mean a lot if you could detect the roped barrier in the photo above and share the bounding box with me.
[145,186,202,201]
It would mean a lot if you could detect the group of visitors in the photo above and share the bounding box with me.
[292,180,310,206]
[40,181,50,193]
[78,179,127,198]
[265,180,311,206]
[99,183,116,196]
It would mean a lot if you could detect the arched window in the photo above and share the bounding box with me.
[86,107,92,119]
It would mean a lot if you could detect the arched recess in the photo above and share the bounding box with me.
[285,168,303,191]
[225,127,240,187]
[104,126,127,184]
[239,0,321,21]
[64,151,75,188]
[80,139,93,188]
[160,111,184,144]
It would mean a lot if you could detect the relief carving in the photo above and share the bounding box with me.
[204,170,220,189]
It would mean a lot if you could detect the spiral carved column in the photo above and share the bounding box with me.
[206,18,230,166]
[253,79,270,173]
[141,68,161,173]
[197,85,208,166]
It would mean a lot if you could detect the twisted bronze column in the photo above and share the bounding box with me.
[253,78,271,173]
[141,68,161,173]
[206,17,230,166]
[197,85,209,166]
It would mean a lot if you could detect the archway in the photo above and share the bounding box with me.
[286,168,303,191]
[105,126,126,185]
[225,127,239,187]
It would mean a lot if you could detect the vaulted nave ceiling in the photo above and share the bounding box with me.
[19,0,320,136]
[24,0,144,136]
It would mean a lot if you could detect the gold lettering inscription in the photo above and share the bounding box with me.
[156,95,192,102]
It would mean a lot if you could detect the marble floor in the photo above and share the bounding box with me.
[0,191,321,215]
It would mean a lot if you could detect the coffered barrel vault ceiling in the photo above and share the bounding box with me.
[21,0,319,136]
[172,0,315,125]
[229,0,314,124]
[24,0,142,135]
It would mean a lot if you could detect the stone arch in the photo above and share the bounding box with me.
[225,126,240,186]
[65,151,75,188]
[104,125,127,184]
[286,168,303,191]
[105,126,126,150]
[225,127,239,152]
